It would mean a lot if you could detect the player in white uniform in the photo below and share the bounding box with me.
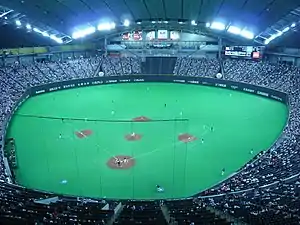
[156,185,164,193]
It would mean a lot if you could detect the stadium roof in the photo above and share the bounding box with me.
[0,0,300,48]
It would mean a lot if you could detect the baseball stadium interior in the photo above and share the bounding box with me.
[1,0,300,225]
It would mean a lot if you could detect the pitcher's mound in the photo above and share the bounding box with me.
[107,155,135,169]
[178,133,197,143]
[132,116,151,122]
[75,129,93,139]
[125,133,142,141]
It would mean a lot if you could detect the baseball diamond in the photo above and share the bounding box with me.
[7,82,287,199]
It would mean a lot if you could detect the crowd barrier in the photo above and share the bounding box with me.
[1,75,289,193]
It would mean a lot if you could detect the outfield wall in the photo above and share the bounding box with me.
[28,75,288,102]
[1,75,288,184]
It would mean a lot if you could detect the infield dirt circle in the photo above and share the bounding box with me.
[178,133,197,143]
[107,155,135,169]
[132,116,151,122]
[125,133,142,141]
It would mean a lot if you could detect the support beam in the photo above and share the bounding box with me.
[0,9,13,18]
[218,37,222,59]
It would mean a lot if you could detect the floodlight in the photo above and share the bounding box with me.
[85,26,96,34]
[72,26,96,39]
[206,22,211,27]
[50,34,56,40]
[26,24,32,30]
[15,20,21,26]
[275,31,282,37]
[291,23,296,28]
[124,19,130,27]
[282,27,290,33]
[97,22,115,31]
[264,38,271,45]
[42,32,50,37]
[72,31,81,39]
[137,21,142,25]
[151,21,156,24]
[191,20,197,26]
[227,26,241,35]
[240,29,254,39]
[264,35,277,45]
[33,27,42,33]
[210,22,225,30]
[50,35,63,44]
[264,36,276,45]
[55,38,63,44]
[110,22,116,29]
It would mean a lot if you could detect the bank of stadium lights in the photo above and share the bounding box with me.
[33,27,42,33]
[210,21,226,30]
[207,21,254,39]
[15,19,21,26]
[26,23,32,30]
[12,18,63,43]
[50,35,63,44]
[31,27,63,43]
[264,23,297,45]
[123,19,130,27]
[191,20,197,26]
[227,26,241,35]
[264,31,283,45]
[97,22,115,31]
[42,31,50,37]
[282,27,290,33]
[72,22,115,39]
[240,29,254,39]
[72,26,96,39]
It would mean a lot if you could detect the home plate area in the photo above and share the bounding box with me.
[75,129,93,139]
[107,155,135,169]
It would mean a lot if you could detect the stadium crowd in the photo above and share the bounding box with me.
[174,57,220,78]
[0,55,300,224]
[204,176,300,224]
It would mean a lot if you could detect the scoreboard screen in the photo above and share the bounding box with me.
[224,46,264,59]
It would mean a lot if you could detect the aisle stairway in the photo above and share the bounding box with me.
[166,200,234,225]
[113,201,168,225]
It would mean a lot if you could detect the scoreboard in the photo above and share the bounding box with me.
[224,46,264,59]
[122,30,181,41]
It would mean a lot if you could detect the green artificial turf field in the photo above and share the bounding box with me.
[6,82,288,199]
